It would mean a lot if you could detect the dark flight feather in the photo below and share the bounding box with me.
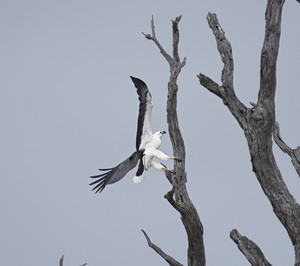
[130,76,152,151]
[90,151,140,193]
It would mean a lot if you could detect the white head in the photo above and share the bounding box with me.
[154,131,166,139]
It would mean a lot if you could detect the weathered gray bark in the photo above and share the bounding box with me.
[199,0,300,265]
[230,230,272,266]
[142,16,205,266]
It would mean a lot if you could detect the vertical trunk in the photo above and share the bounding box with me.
[143,16,206,266]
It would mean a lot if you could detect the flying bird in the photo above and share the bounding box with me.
[90,76,182,193]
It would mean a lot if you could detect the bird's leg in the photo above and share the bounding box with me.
[151,160,176,175]
[159,162,176,175]
[162,167,176,175]
[152,150,182,162]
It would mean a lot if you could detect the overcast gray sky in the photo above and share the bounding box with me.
[1,0,300,265]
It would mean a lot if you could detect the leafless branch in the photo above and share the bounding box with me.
[142,16,173,65]
[141,230,184,266]
[272,122,294,156]
[207,13,234,90]
[198,13,247,130]
[143,16,186,79]
[59,255,64,266]
[273,121,300,177]
[59,255,87,266]
[197,73,222,98]
[172,16,182,63]
[230,230,272,266]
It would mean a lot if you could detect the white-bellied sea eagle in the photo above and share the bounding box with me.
[90,76,182,193]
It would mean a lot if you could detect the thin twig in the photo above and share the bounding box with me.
[142,16,173,65]
[273,122,293,156]
[273,121,300,177]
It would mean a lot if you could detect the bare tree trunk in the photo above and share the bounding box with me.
[199,0,300,265]
[142,16,205,266]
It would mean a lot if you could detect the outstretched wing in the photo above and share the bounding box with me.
[90,151,140,193]
[130,76,153,151]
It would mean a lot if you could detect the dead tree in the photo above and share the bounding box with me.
[142,16,205,266]
[140,0,300,265]
[198,0,300,265]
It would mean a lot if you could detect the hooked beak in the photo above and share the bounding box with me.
[161,131,166,135]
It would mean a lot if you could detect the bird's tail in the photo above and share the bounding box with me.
[133,156,145,184]
[133,173,145,184]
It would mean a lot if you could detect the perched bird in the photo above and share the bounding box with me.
[90,76,182,193]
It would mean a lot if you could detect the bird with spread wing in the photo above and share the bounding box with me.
[90,76,182,193]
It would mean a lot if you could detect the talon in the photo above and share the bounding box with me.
[174,157,182,162]
[163,168,176,175]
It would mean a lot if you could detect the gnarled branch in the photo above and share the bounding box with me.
[198,13,247,130]
[230,229,272,266]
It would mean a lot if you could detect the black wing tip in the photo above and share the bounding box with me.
[98,168,112,171]
[89,152,140,194]
[90,179,106,194]
[129,76,137,83]
[130,76,147,88]
[130,75,137,81]
[89,172,107,194]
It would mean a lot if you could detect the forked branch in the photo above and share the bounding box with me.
[143,16,186,80]
[197,13,247,130]
[142,16,174,66]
